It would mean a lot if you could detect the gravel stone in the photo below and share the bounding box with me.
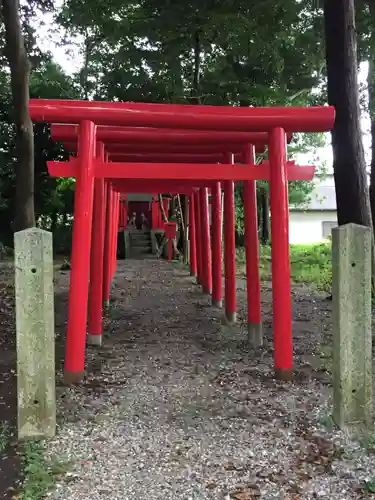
[44,258,375,500]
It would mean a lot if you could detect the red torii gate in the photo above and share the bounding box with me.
[29,99,335,384]
[51,124,292,313]
[51,123,293,145]
[31,99,332,131]
[51,126,279,318]
[47,155,315,181]
[52,125,274,298]
[48,147,315,323]
[50,130,314,331]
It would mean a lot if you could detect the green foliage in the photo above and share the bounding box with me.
[19,440,71,500]
[234,129,326,235]
[359,430,375,454]
[237,242,332,292]
[318,344,332,373]
[0,24,79,243]
[363,478,375,494]
[56,0,327,108]
[318,411,336,430]
[0,422,10,452]
[234,185,245,236]
[0,0,332,245]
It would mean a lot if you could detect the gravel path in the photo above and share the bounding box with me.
[46,258,375,500]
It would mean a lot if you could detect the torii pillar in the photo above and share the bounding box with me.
[223,153,237,324]
[194,190,203,286]
[269,128,293,381]
[87,142,106,346]
[199,187,212,294]
[211,181,223,307]
[243,144,262,345]
[189,194,197,277]
[64,121,96,383]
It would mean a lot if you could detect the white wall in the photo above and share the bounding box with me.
[289,211,337,244]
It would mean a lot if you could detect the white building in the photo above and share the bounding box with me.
[289,174,337,244]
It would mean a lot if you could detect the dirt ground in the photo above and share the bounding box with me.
[0,260,68,499]
[0,257,374,499]
[0,262,19,500]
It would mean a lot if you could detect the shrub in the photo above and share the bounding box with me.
[236,242,332,292]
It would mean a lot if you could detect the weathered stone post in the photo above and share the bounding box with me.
[332,223,372,429]
[14,228,56,439]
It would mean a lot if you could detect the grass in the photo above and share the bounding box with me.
[0,422,11,452]
[318,411,336,431]
[362,478,375,494]
[236,241,332,292]
[357,433,375,494]
[18,440,71,500]
[359,430,375,454]
[318,344,332,373]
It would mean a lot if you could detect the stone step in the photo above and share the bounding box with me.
[128,230,151,234]
[129,232,151,238]
[130,241,152,248]
[130,244,152,252]
[130,235,151,241]
[130,249,152,256]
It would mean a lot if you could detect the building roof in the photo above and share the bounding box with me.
[306,184,337,210]
[290,175,337,211]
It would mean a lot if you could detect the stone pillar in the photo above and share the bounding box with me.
[332,223,372,429]
[14,228,56,439]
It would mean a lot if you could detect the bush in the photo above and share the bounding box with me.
[236,242,332,292]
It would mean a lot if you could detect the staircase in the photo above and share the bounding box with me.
[128,230,152,257]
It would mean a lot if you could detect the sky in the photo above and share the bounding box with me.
[34,6,83,74]
[34,9,372,178]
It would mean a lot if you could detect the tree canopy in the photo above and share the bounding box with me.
[0,0,371,244]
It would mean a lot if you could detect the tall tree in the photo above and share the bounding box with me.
[368,54,375,226]
[1,0,35,230]
[57,0,326,213]
[324,0,372,227]
[365,1,375,228]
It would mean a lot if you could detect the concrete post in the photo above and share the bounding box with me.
[14,228,56,439]
[332,223,372,429]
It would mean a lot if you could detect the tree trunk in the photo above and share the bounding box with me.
[1,0,35,231]
[158,194,168,223]
[260,189,269,244]
[324,0,372,227]
[50,210,58,234]
[80,34,92,99]
[192,30,201,104]
[157,194,180,258]
[176,194,188,260]
[367,2,375,226]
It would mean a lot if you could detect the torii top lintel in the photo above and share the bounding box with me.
[29,99,335,133]
[62,141,266,155]
[51,124,291,147]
